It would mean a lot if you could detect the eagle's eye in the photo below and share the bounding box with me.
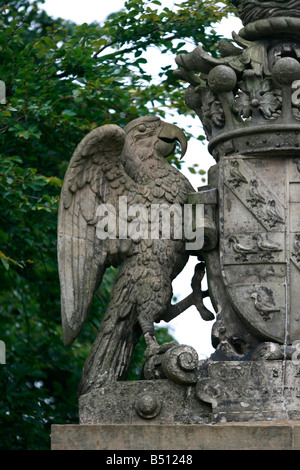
[138,124,147,133]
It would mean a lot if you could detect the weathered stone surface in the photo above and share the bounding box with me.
[57,115,215,397]
[79,379,211,425]
[217,155,299,345]
[51,421,300,450]
[197,361,300,422]
[231,0,300,26]
[55,0,300,438]
[78,361,300,426]
[175,0,300,365]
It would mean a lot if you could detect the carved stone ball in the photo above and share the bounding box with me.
[135,393,161,419]
[208,65,237,93]
[272,57,300,85]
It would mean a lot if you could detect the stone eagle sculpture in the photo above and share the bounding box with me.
[57,115,211,395]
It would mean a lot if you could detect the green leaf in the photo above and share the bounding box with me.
[62,109,77,117]
[1,258,9,271]
[0,110,11,117]
[135,58,147,64]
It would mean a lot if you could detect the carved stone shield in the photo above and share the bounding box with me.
[220,155,300,344]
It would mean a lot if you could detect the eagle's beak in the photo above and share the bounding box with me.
[158,121,188,159]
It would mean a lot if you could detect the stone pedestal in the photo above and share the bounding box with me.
[78,380,211,425]
[196,360,300,422]
[52,360,300,450]
[51,421,300,450]
[78,361,300,425]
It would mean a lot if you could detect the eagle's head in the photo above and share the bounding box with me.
[121,116,187,181]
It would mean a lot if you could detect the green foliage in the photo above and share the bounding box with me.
[0,0,230,449]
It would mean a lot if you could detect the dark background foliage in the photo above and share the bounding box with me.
[0,0,233,449]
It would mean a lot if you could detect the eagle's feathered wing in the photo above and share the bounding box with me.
[57,124,133,346]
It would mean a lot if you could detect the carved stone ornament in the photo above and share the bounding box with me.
[58,0,300,426]
[174,0,300,360]
[58,115,215,397]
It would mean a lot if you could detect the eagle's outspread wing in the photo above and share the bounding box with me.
[58,124,131,346]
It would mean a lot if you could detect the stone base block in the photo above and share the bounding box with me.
[196,360,300,422]
[51,421,300,450]
[78,380,211,425]
[78,361,300,425]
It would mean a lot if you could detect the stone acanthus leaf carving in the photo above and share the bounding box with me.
[201,89,225,131]
[174,18,300,159]
[233,70,281,120]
